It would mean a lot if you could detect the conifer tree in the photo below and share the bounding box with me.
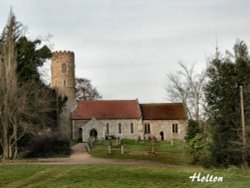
[205,40,250,167]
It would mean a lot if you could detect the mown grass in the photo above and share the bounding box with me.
[1,140,249,187]
[0,164,249,188]
[90,139,191,165]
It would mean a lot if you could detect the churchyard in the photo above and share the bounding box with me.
[1,139,249,187]
[90,139,191,165]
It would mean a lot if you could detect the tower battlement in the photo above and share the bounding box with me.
[52,50,74,55]
[51,51,75,89]
[52,51,74,65]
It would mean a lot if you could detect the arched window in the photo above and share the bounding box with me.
[118,123,122,134]
[106,123,110,135]
[144,123,150,134]
[130,123,134,134]
[172,123,178,133]
[62,63,66,73]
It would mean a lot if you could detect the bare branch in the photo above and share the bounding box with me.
[166,62,207,122]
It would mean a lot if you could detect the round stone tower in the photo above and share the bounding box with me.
[51,51,76,139]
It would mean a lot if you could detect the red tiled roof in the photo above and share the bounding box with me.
[140,103,187,120]
[71,100,141,120]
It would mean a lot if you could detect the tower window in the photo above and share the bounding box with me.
[172,123,178,133]
[62,63,67,73]
[64,80,66,86]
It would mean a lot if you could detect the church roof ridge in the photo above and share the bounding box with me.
[140,102,184,105]
[78,99,138,102]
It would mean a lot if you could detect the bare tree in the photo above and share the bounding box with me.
[166,62,207,122]
[0,12,56,159]
[75,78,102,101]
[0,12,20,159]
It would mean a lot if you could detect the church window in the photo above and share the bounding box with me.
[144,123,150,134]
[172,123,178,133]
[64,80,66,86]
[79,128,82,141]
[62,63,67,73]
[106,123,110,135]
[130,123,134,134]
[118,123,122,134]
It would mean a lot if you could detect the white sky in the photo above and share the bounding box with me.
[1,0,250,102]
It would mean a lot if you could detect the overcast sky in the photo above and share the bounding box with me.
[1,0,250,102]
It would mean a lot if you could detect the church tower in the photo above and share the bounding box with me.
[51,51,76,139]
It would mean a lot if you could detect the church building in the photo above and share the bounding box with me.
[71,100,187,142]
[51,51,188,141]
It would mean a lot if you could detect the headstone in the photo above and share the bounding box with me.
[108,145,111,154]
[121,145,124,155]
[85,143,90,152]
[170,139,174,146]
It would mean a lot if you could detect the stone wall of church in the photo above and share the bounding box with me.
[72,120,88,141]
[143,120,187,141]
[72,119,143,141]
[99,119,143,140]
[72,119,187,141]
[81,118,105,142]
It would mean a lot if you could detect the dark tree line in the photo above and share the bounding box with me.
[167,40,250,167]
[0,12,101,159]
[205,40,250,167]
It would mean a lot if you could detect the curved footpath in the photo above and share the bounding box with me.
[38,143,167,167]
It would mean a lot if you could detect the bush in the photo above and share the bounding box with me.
[185,120,200,141]
[188,133,210,167]
[25,135,71,158]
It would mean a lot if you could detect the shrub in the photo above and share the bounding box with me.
[25,135,71,158]
[188,133,210,167]
[185,120,200,141]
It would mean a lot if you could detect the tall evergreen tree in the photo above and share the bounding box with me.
[205,40,250,167]
[16,36,51,83]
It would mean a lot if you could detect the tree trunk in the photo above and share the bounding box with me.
[13,127,18,159]
[2,125,9,159]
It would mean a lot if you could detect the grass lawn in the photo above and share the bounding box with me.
[90,139,191,165]
[0,164,250,188]
[1,140,249,187]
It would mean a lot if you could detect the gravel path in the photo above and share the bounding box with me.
[37,143,115,165]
